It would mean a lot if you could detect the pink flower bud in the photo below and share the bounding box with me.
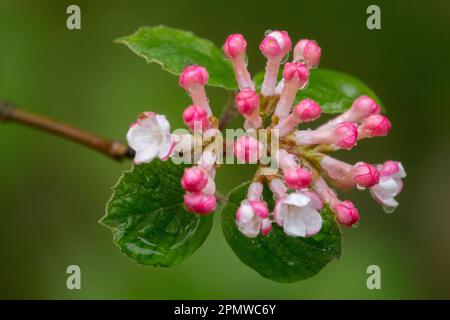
[275,99,322,136]
[249,200,270,218]
[178,65,209,90]
[317,95,380,131]
[259,31,292,58]
[223,34,247,59]
[282,62,309,86]
[351,162,380,188]
[352,96,381,118]
[179,65,212,115]
[379,160,399,177]
[284,168,312,189]
[293,99,322,122]
[335,122,358,149]
[181,167,208,193]
[294,121,357,149]
[235,89,262,129]
[259,31,291,97]
[182,105,209,132]
[359,115,391,138]
[234,136,262,163]
[293,39,322,69]
[223,34,254,91]
[184,192,216,215]
[334,200,360,227]
[235,89,259,115]
[274,62,310,118]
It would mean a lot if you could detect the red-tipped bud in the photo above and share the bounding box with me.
[360,115,392,137]
[282,62,309,87]
[181,167,208,193]
[249,200,270,219]
[259,31,292,58]
[179,65,208,90]
[293,39,322,69]
[335,122,358,149]
[235,89,259,115]
[335,200,360,227]
[284,168,313,190]
[293,99,322,122]
[351,162,380,188]
[352,96,381,117]
[379,160,400,177]
[223,34,247,59]
[182,105,209,131]
[184,192,216,215]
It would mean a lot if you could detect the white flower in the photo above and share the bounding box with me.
[370,161,406,213]
[236,201,271,238]
[126,112,175,164]
[274,191,323,237]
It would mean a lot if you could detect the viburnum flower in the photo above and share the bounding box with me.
[270,178,323,237]
[126,112,176,164]
[370,160,406,213]
[236,182,272,238]
[125,30,406,238]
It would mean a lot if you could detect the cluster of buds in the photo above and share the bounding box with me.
[125,30,406,238]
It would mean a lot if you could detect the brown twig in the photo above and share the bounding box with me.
[218,91,238,130]
[0,101,134,161]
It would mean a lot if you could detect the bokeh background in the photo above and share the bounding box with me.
[1,0,449,299]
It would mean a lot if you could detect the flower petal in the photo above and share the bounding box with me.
[155,114,171,132]
[302,191,323,210]
[395,162,406,179]
[133,146,159,164]
[301,207,323,236]
[158,134,176,160]
[283,207,307,237]
[284,192,311,207]
[126,125,158,152]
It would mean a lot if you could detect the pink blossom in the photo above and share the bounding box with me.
[351,162,380,189]
[318,95,380,131]
[274,62,309,119]
[275,99,322,136]
[179,65,212,115]
[223,34,254,90]
[294,121,358,150]
[235,89,262,129]
[358,115,392,138]
[260,31,292,96]
[334,200,360,227]
[181,167,208,193]
[182,105,209,132]
[293,39,322,69]
[184,192,216,215]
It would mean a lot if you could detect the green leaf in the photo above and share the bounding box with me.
[116,26,237,90]
[101,160,213,267]
[221,182,342,283]
[254,69,384,114]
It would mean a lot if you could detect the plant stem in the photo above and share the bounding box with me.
[0,101,134,161]
[218,91,238,130]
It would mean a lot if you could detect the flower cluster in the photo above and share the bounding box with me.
[126,30,406,239]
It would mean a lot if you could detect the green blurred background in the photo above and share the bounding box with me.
[1,0,449,299]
